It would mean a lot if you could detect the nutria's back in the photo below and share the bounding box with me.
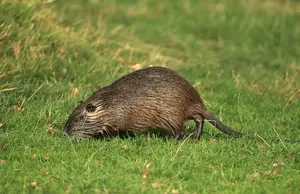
[64,66,242,139]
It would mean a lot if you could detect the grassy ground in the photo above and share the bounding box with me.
[1,0,300,193]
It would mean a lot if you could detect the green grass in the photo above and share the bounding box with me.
[1,0,300,193]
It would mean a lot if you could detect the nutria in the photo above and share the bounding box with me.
[64,66,242,139]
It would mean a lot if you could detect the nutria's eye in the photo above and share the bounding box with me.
[86,104,96,112]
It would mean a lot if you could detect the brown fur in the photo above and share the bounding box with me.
[64,66,242,139]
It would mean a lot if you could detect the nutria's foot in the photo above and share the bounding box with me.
[174,134,183,140]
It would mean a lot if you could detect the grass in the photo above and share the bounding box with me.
[1,0,300,193]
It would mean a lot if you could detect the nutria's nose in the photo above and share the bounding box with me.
[63,115,74,135]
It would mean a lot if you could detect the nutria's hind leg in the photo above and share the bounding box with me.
[193,115,204,140]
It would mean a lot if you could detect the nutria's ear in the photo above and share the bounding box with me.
[77,100,84,105]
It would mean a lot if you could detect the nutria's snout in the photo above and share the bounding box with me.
[63,113,97,139]
[63,100,108,139]
[63,115,74,136]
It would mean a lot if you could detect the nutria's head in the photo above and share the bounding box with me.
[63,100,109,139]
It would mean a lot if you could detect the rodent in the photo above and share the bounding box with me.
[63,66,242,139]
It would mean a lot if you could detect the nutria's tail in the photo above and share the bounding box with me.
[202,111,242,136]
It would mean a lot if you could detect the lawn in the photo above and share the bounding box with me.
[0,0,300,193]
